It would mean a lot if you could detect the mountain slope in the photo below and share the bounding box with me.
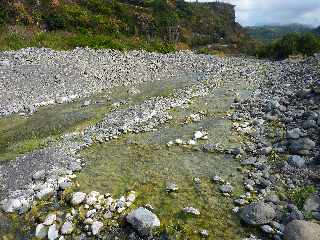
[313,26,320,36]
[246,24,312,42]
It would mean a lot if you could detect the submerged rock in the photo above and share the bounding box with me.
[219,184,233,194]
[126,207,160,236]
[166,182,179,192]
[182,207,200,216]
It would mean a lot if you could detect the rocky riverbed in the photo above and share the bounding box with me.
[0,48,319,240]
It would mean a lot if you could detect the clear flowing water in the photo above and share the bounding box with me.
[0,74,255,239]
[75,83,254,239]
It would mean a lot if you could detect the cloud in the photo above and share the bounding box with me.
[198,0,320,27]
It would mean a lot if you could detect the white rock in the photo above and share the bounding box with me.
[1,198,22,213]
[61,221,74,235]
[35,224,48,239]
[187,139,197,145]
[36,187,55,199]
[84,218,94,225]
[48,224,59,240]
[190,113,201,122]
[183,207,200,215]
[43,214,56,226]
[86,191,100,205]
[58,177,72,190]
[91,221,103,235]
[105,197,113,207]
[175,139,183,145]
[126,207,160,236]
[71,192,86,206]
[55,96,70,104]
[232,207,240,213]
[213,175,223,183]
[166,141,174,147]
[261,225,274,234]
[127,191,136,202]
[193,131,205,139]
[32,170,46,180]
[86,209,97,218]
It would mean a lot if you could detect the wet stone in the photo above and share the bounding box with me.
[183,207,200,216]
[166,182,179,192]
[126,207,160,236]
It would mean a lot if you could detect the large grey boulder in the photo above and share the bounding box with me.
[303,195,320,212]
[126,207,160,236]
[289,138,316,155]
[286,128,302,139]
[288,155,305,168]
[239,202,276,225]
[284,220,320,240]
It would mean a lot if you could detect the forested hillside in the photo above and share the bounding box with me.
[0,0,254,53]
[246,24,312,42]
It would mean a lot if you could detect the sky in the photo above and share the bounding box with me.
[198,0,320,27]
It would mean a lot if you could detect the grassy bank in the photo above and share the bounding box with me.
[0,26,177,53]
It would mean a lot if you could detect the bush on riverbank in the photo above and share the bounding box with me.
[256,32,320,60]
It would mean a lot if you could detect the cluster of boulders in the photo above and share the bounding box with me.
[33,190,138,240]
[0,156,83,214]
[228,55,320,239]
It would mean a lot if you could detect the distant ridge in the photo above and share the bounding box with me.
[246,23,313,42]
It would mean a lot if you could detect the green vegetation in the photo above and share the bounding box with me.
[255,32,320,60]
[0,27,175,52]
[0,0,253,53]
[246,24,312,43]
[287,185,316,210]
[0,95,113,161]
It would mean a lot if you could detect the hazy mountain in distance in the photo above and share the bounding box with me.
[313,26,320,36]
[246,23,313,42]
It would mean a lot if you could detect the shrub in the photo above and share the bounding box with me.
[256,32,320,60]
[287,185,316,210]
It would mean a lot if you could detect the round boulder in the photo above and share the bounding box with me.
[239,202,276,225]
[126,207,160,236]
[284,220,320,240]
